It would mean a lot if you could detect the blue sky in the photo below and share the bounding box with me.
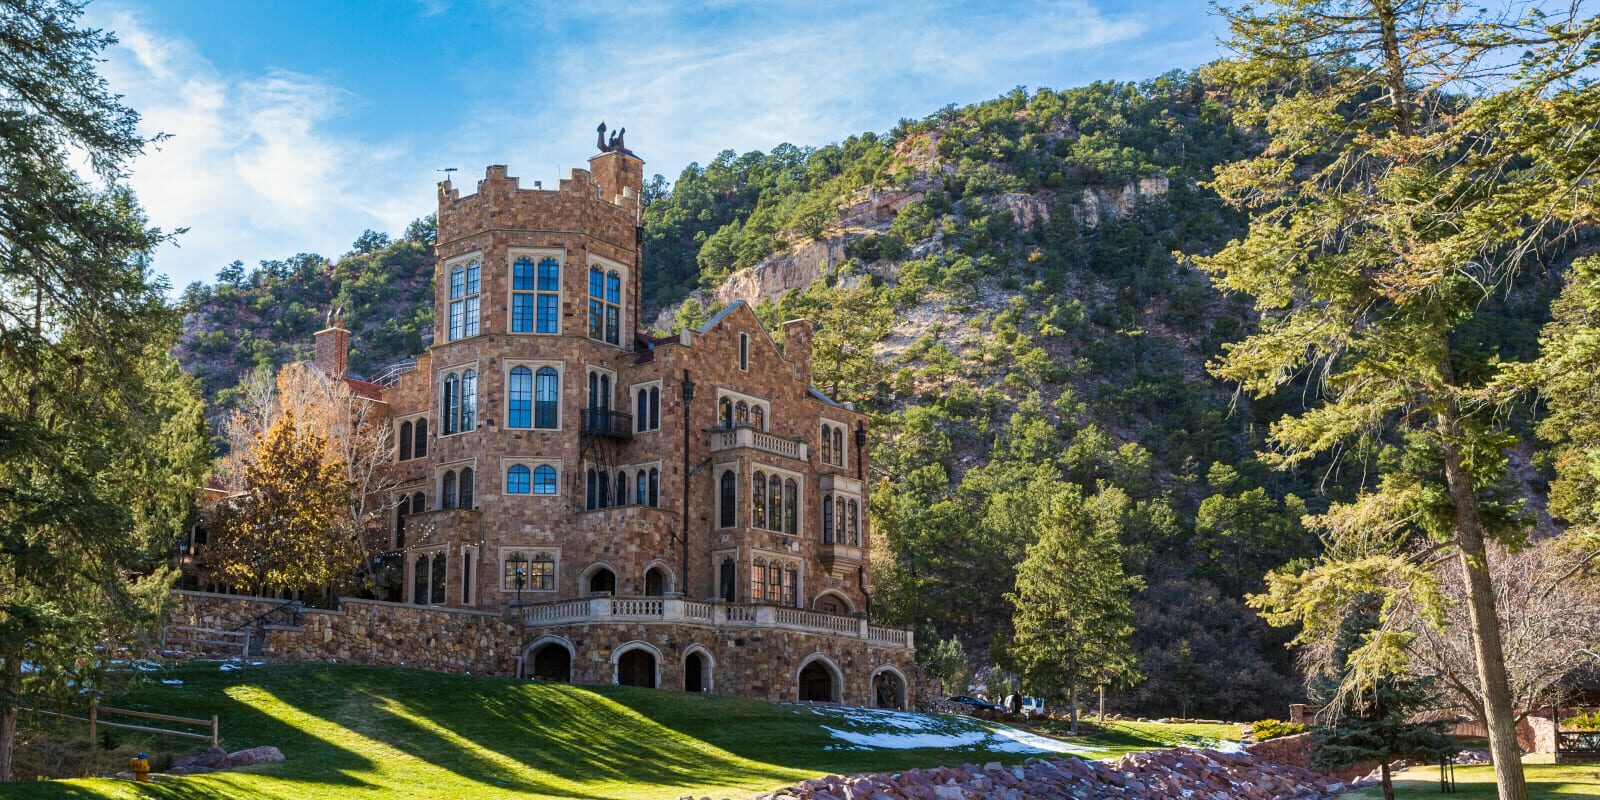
[89,0,1226,292]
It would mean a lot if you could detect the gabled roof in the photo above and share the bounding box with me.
[695,300,745,334]
[345,378,385,401]
[808,386,841,406]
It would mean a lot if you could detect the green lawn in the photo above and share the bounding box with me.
[0,662,1231,800]
[1344,761,1600,798]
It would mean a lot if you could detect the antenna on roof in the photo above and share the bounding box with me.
[436,167,458,178]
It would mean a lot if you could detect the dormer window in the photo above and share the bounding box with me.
[588,266,621,345]
[448,260,480,341]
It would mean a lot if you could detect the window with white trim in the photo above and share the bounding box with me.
[447,260,480,341]
[512,256,561,334]
[588,266,622,345]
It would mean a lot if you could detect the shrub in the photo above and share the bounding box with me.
[1252,719,1306,741]
[1562,710,1600,730]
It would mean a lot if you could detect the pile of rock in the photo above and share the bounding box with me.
[163,745,285,776]
[709,748,1343,800]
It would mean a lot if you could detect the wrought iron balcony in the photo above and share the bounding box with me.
[581,407,633,439]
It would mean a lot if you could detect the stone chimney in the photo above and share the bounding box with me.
[783,319,814,384]
[588,149,645,212]
[314,321,350,379]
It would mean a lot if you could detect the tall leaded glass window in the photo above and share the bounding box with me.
[587,266,621,345]
[459,369,477,432]
[448,261,480,341]
[459,467,474,509]
[535,367,559,428]
[648,467,659,507]
[442,373,459,435]
[766,476,782,532]
[636,471,648,505]
[719,470,736,528]
[823,495,834,543]
[511,257,536,333]
[442,470,458,509]
[751,472,767,529]
[784,478,798,535]
[508,366,532,428]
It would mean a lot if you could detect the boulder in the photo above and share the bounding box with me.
[226,745,285,767]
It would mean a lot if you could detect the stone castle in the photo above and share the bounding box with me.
[185,131,913,708]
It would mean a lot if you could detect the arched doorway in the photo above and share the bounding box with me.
[615,645,657,688]
[587,566,616,596]
[684,648,712,693]
[529,643,572,682]
[871,667,906,710]
[798,656,841,704]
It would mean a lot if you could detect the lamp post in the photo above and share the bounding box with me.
[508,553,528,677]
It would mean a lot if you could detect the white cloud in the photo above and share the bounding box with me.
[94,7,428,290]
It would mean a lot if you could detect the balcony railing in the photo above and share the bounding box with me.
[709,426,808,461]
[517,596,913,649]
[581,408,633,439]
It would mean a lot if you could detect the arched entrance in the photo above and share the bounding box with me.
[684,648,712,693]
[644,566,668,596]
[797,655,841,703]
[529,643,572,682]
[615,644,658,688]
[587,566,616,596]
[871,667,907,710]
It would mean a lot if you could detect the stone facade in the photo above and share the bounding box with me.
[182,134,913,707]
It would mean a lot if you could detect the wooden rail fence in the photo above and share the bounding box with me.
[26,699,219,746]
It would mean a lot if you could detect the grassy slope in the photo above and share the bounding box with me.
[1,663,1234,800]
[1345,761,1600,799]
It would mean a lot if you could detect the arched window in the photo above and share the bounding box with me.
[648,468,659,507]
[506,464,530,494]
[431,551,447,604]
[784,478,798,534]
[533,465,557,495]
[822,495,834,543]
[508,367,532,428]
[719,470,736,528]
[751,472,768,529]
[735,401,749,425]
[649,386,660,430]
[752,405,764,431]
[644,566,666,596]
[783,566,798,607]
[738,332,749,370]
[834,428,845,466]
[719,397,733,428]
[585,469,597,510]
[848,499,860,546]
[836,499,846,543]
[636,388,648,431]
[400,421,413,460]
[412,556,428,605]
[766,475,782,532]
[442,470,458,509]
[414,418,428,457]
[460,369,477,432]
[596,470,610,508]
[821,426,831,464]
[767,562,781,603]
[751,558,766,601]
[443,373,459,435]
[636,471,648,505]
[615,470,628,506]
[459,468,474,509]
[719,557,736,602]
[535,367,559,428]
[412,491,425,513]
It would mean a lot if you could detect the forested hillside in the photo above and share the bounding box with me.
[173,70,1560,720]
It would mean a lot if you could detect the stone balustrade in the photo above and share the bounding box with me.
[709,426,808,461]
[518,595,912,649]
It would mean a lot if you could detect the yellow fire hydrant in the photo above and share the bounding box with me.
[130,753,150,782]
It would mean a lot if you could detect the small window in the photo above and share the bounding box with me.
[442,470,458,509]
[719,397,734,428]
[460,370,477,432]
[507,464,530,494]
[751,472,768,529]
[615,470,628,506]
[443,374,459,435]
[648,467,659,507]
[752,405,764,431]
[783,566,798,607]
[530,552,554,590]
[766,475,781,533]
[719,470,736,528]
[508,367,532,428]
[414,419,428,457]
[739,333,749,370]
[822,495,834,544]
[462,552,473,605]
[431,552,447,605]
[784,478,798,535]
[459,467,474,509]
[636,470,648,504]
[848,499,860,546]
[533,465,557,495]
[535,367,559,429]
[400,421,413,460]
[751,558,766,601]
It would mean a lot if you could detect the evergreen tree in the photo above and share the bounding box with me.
[1005,486,1142,734]
[1201,4,1600,796]
[0,0,209,779]
[1311,598,1455,800]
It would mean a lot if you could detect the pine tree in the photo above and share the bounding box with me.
[1200,4,1600,796]
[1005,486,1142,734]
[1311,598,1455,800]
[0,1,209,779]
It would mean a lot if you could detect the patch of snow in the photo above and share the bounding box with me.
[161,679,184,685]
[805,705,1103,755]
[1208,739,1247,754]
[219,663,241,672]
